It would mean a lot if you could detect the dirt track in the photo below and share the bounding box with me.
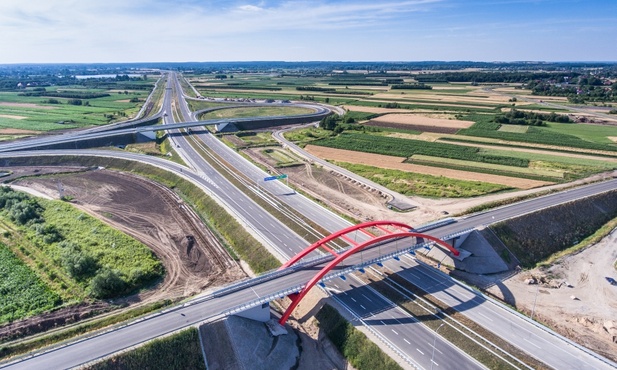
[15,169,244,300]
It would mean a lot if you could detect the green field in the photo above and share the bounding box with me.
[314,133,529,167]
[498,124,529,133]
[0,243,61,323]
[410,154,563,178]
[200,106,314,120]
[261,148,302,167]
[542,121,617,144]
[0,85,151,131]
[458,116,617,152]
[332,161,510,197]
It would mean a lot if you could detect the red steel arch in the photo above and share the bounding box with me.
[278,221,458,325]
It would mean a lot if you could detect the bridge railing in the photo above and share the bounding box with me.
[212,227,475,301]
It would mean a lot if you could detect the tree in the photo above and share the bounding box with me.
[319,115,338,130]
[90,269,125,298]
[62,248,98,280]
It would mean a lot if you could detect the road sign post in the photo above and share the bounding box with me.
[263,174,288,185]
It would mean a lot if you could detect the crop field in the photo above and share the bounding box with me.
[0,242,61,323]
[193,72,617,197]
[542,122,617,144]
[498,124,529,133]
[0,85,151,131]
[305,145,550,191]
[410,155,564,179]
[366,114,474,134]
[314,133,530,167]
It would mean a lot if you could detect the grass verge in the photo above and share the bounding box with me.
[84,327,205,370]
[0,299,173,360]
[315,303,403,370]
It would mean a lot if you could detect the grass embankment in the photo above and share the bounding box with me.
[491,189,617,268]
[315,304,402,370]
[85,328,205,370]
[1,155,280,274]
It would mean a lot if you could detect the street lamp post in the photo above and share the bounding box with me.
[431,323,445,370]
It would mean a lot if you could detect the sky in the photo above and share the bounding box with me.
[0,0,615,63]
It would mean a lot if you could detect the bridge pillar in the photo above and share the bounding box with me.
[234,302,271,322]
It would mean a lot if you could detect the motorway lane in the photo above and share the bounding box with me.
[2,148,616,369]
[385,255,614,370]
[328,274,483,370]
[174,75,616,369]
[2,73,612,368]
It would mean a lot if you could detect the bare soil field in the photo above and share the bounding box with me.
[0,128,40,135]
[361,97,492,110]
[304,145,553,189]
[14,169,244,299]
[366,114,474,134]
[0,102,54,109]
[0,114,27,120]
[369,114,474,127]
[477,230,617,362]
[2,168,244,340]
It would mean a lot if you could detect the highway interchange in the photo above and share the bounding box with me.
[1,73,616,369]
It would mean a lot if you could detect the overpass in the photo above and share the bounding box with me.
[0,104,330,153]
[1,219,470,370]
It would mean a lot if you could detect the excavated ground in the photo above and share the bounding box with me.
[1,168,245,340]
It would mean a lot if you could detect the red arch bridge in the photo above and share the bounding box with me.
[219,220,470,326]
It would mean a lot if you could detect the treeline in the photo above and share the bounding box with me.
[528,80,617,103]
[415,72,579,83]
[296,86,336,92]
[18,91,110,99]
[495,109,572,126]
[391,83,432,90]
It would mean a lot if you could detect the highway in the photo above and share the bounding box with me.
[1,73,616,369]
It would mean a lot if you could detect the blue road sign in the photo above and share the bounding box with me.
[264,174,288,181]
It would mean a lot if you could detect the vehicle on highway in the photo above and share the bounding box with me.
[606,277,617,285]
